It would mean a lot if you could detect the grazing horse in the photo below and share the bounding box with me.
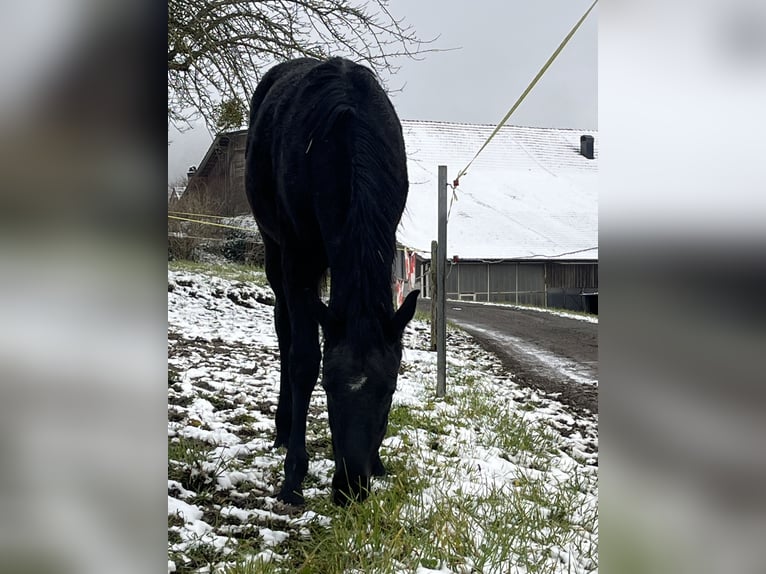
[245,57,419,505]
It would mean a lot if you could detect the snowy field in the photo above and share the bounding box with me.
[168,262,598,573]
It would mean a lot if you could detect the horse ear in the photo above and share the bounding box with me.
[389,290,420,338]
[306,290,341,337]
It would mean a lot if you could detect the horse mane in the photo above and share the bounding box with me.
[302,59,408,348]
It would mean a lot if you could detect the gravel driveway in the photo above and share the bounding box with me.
[418,299,598,416]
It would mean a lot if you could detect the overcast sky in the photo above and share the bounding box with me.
[167,0,597,184]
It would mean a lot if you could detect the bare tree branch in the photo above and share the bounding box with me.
[168,0,440,132]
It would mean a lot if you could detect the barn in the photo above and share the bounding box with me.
[181,119,598,313]
[184,131,250,215]
[394,120,597,313]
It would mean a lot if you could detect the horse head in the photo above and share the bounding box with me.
[312,289,419,505]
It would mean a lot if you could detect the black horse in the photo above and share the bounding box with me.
[245,57,419,505]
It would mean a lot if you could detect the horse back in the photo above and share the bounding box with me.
[245,58,407,263]
[245,58,319,244]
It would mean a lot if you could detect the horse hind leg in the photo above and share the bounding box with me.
[273,297,292,448]
[263,237,292,448]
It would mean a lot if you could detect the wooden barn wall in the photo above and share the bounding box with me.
[545,262,598,289]
[545,262,598,312]
[488,264,517,301]
[185,133,249,216]
[206,158,227,211]
[211,134,248,215]
[447,262,486,301]
[226,133,249,214]
[394,249,406,280]
[444,262,545,306]
[517,263,545,306]
[427,259,597,312]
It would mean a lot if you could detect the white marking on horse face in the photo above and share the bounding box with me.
[348,376,367,392]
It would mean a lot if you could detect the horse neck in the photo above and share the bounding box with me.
[328,226,395,347]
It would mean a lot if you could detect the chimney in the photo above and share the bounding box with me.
[187,166,197,180]
[580,135,594,159]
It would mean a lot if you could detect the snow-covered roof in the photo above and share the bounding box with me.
[398,120,598,261]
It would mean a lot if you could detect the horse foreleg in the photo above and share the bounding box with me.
[278,311,320,505]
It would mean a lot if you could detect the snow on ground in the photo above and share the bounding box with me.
[437,297,598,324]
[451,323,598,387]
[168,265,598,573]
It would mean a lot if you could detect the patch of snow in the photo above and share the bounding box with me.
[168,496,202,522]
[457,323,598,386]
[260,528,290,547]
[168,265,598,572]
[291,510,332,528]
[453,299,599,323]
[413,563,454,574]
[167,480,194,500]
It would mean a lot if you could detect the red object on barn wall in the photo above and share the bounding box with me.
[395,279,404,307]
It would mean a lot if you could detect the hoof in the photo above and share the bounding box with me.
[332,485,371,506]
[277,485,305,506]
[331,475,371,506]
[372,456,387,477]
[332,488,353,507]
[272,436,288,449]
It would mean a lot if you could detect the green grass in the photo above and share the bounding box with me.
[168,433,232,572]
[168,435,229,494]
[202,392,237,412]
[199,368,595,573]
[228,413,257,426]
[172,541,226,574]
[413,309,432,324]
[447,382,559,472]
[168,361,596,574]
[169,259,268,285]
[168,258,597,572]
[225,557,283,574]
[387,404,446,437]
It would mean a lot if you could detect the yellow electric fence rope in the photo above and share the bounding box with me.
[168,212,428,254]
[450,0,598,216]
[168,210,234,220]
[168,215,258,233]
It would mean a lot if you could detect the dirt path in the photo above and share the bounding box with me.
[418,299,598,416]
